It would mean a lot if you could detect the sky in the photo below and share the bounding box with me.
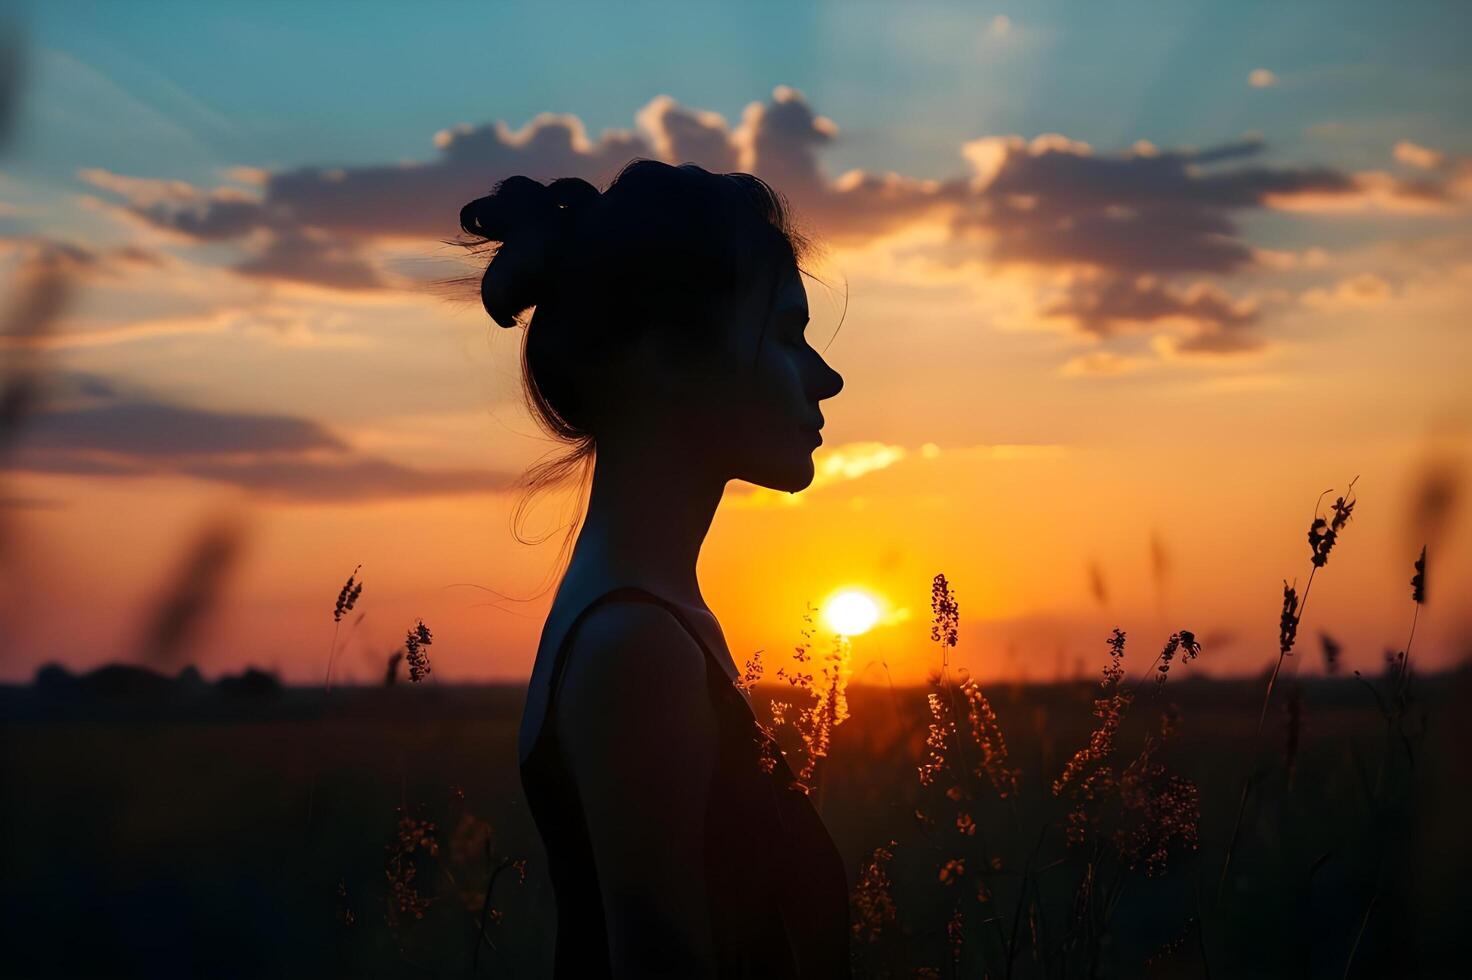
[0,0,1469,686]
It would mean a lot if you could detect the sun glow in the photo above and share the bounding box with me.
[823,589,881,637]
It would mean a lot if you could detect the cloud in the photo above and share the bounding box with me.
[924,442,1070,461]
[635,95,740,173]
[1248,69,1277,89]
[77,86,1436,366]
[1394,141,1445,171]
[3,371,518,503]
[1300,273,1392,309]
[71,89,1396,280]
[1167,324,1269,355]
[1042,273,1259,342]
[725,439,908,508]
[954,134,1350,274]
[23,400,342,458]
[725,438,1068,508]
[813,440,908,482]
[0,286,381,352]
[77,168,391,290]
[168,455,508,503]
[1266,143,1472,214]
[233,227,385,291]
[1058,351,1152,377]
[77,86,958,293]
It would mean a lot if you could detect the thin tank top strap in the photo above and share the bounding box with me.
[545,584,724,726]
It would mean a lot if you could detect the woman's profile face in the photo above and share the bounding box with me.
[695,257,845,494]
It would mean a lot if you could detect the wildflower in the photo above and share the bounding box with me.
[1154,630,1201,688]
[1065,807,1090,846]
[1104,628,1127,684]
[1278,582,1300,657]
[794,634,853,787]
[1307,480,1357,568]
[1115,724,1202,877]
[1053,629,1131,798]
[753,722,781,774]
[850,840,899,942]
[384,811,439,926]
[930,573,959,649]
[1398,545,1428,689]
[405,620,433,683]
[794,603,816,663]
[1411,545,1426,604]
[334,565,363,623]
[918,692,952,787]
[734,647,764,695]
[960,678,1019,798]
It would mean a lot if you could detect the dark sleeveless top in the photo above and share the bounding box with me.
[518,585,853,978]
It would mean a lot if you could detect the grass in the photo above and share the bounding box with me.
[0,481,1462,977]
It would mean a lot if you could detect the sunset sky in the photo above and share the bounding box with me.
[1,1,1469,685]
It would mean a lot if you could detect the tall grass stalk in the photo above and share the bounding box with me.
[309,565,364,833]
[1219,478,1357,902]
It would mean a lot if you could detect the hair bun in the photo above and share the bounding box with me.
[460,176,601,328]
[459,175,600,244]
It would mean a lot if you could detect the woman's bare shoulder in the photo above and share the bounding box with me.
[553,599,719,767]
[554,600,724,972]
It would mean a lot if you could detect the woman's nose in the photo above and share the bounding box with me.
[820,360,844,400]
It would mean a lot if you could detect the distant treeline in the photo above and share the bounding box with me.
[0,662,284,722]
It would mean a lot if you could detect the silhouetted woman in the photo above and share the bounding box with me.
[456,159,849,977]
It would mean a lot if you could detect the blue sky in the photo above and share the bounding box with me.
[13,0,1472,191]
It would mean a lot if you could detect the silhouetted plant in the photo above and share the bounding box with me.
[405,620,433,683]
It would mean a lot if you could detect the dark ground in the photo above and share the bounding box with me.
[2,665,1468,978]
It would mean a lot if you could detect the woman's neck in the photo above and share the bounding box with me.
[568,436,727,610]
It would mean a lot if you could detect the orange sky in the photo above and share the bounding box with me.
[3,231,1468,685]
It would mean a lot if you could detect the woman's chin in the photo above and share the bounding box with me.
[737,452,816,495]
[764,455,817,494]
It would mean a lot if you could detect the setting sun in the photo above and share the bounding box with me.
[823,589,881,637]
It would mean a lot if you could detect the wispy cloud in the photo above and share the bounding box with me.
[3,371,518,503]
[726,438,1068,508]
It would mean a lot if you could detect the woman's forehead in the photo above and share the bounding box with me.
[770,263,807,310]
[771,264,806,303]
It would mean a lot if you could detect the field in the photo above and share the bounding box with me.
[3,660,1468,978]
